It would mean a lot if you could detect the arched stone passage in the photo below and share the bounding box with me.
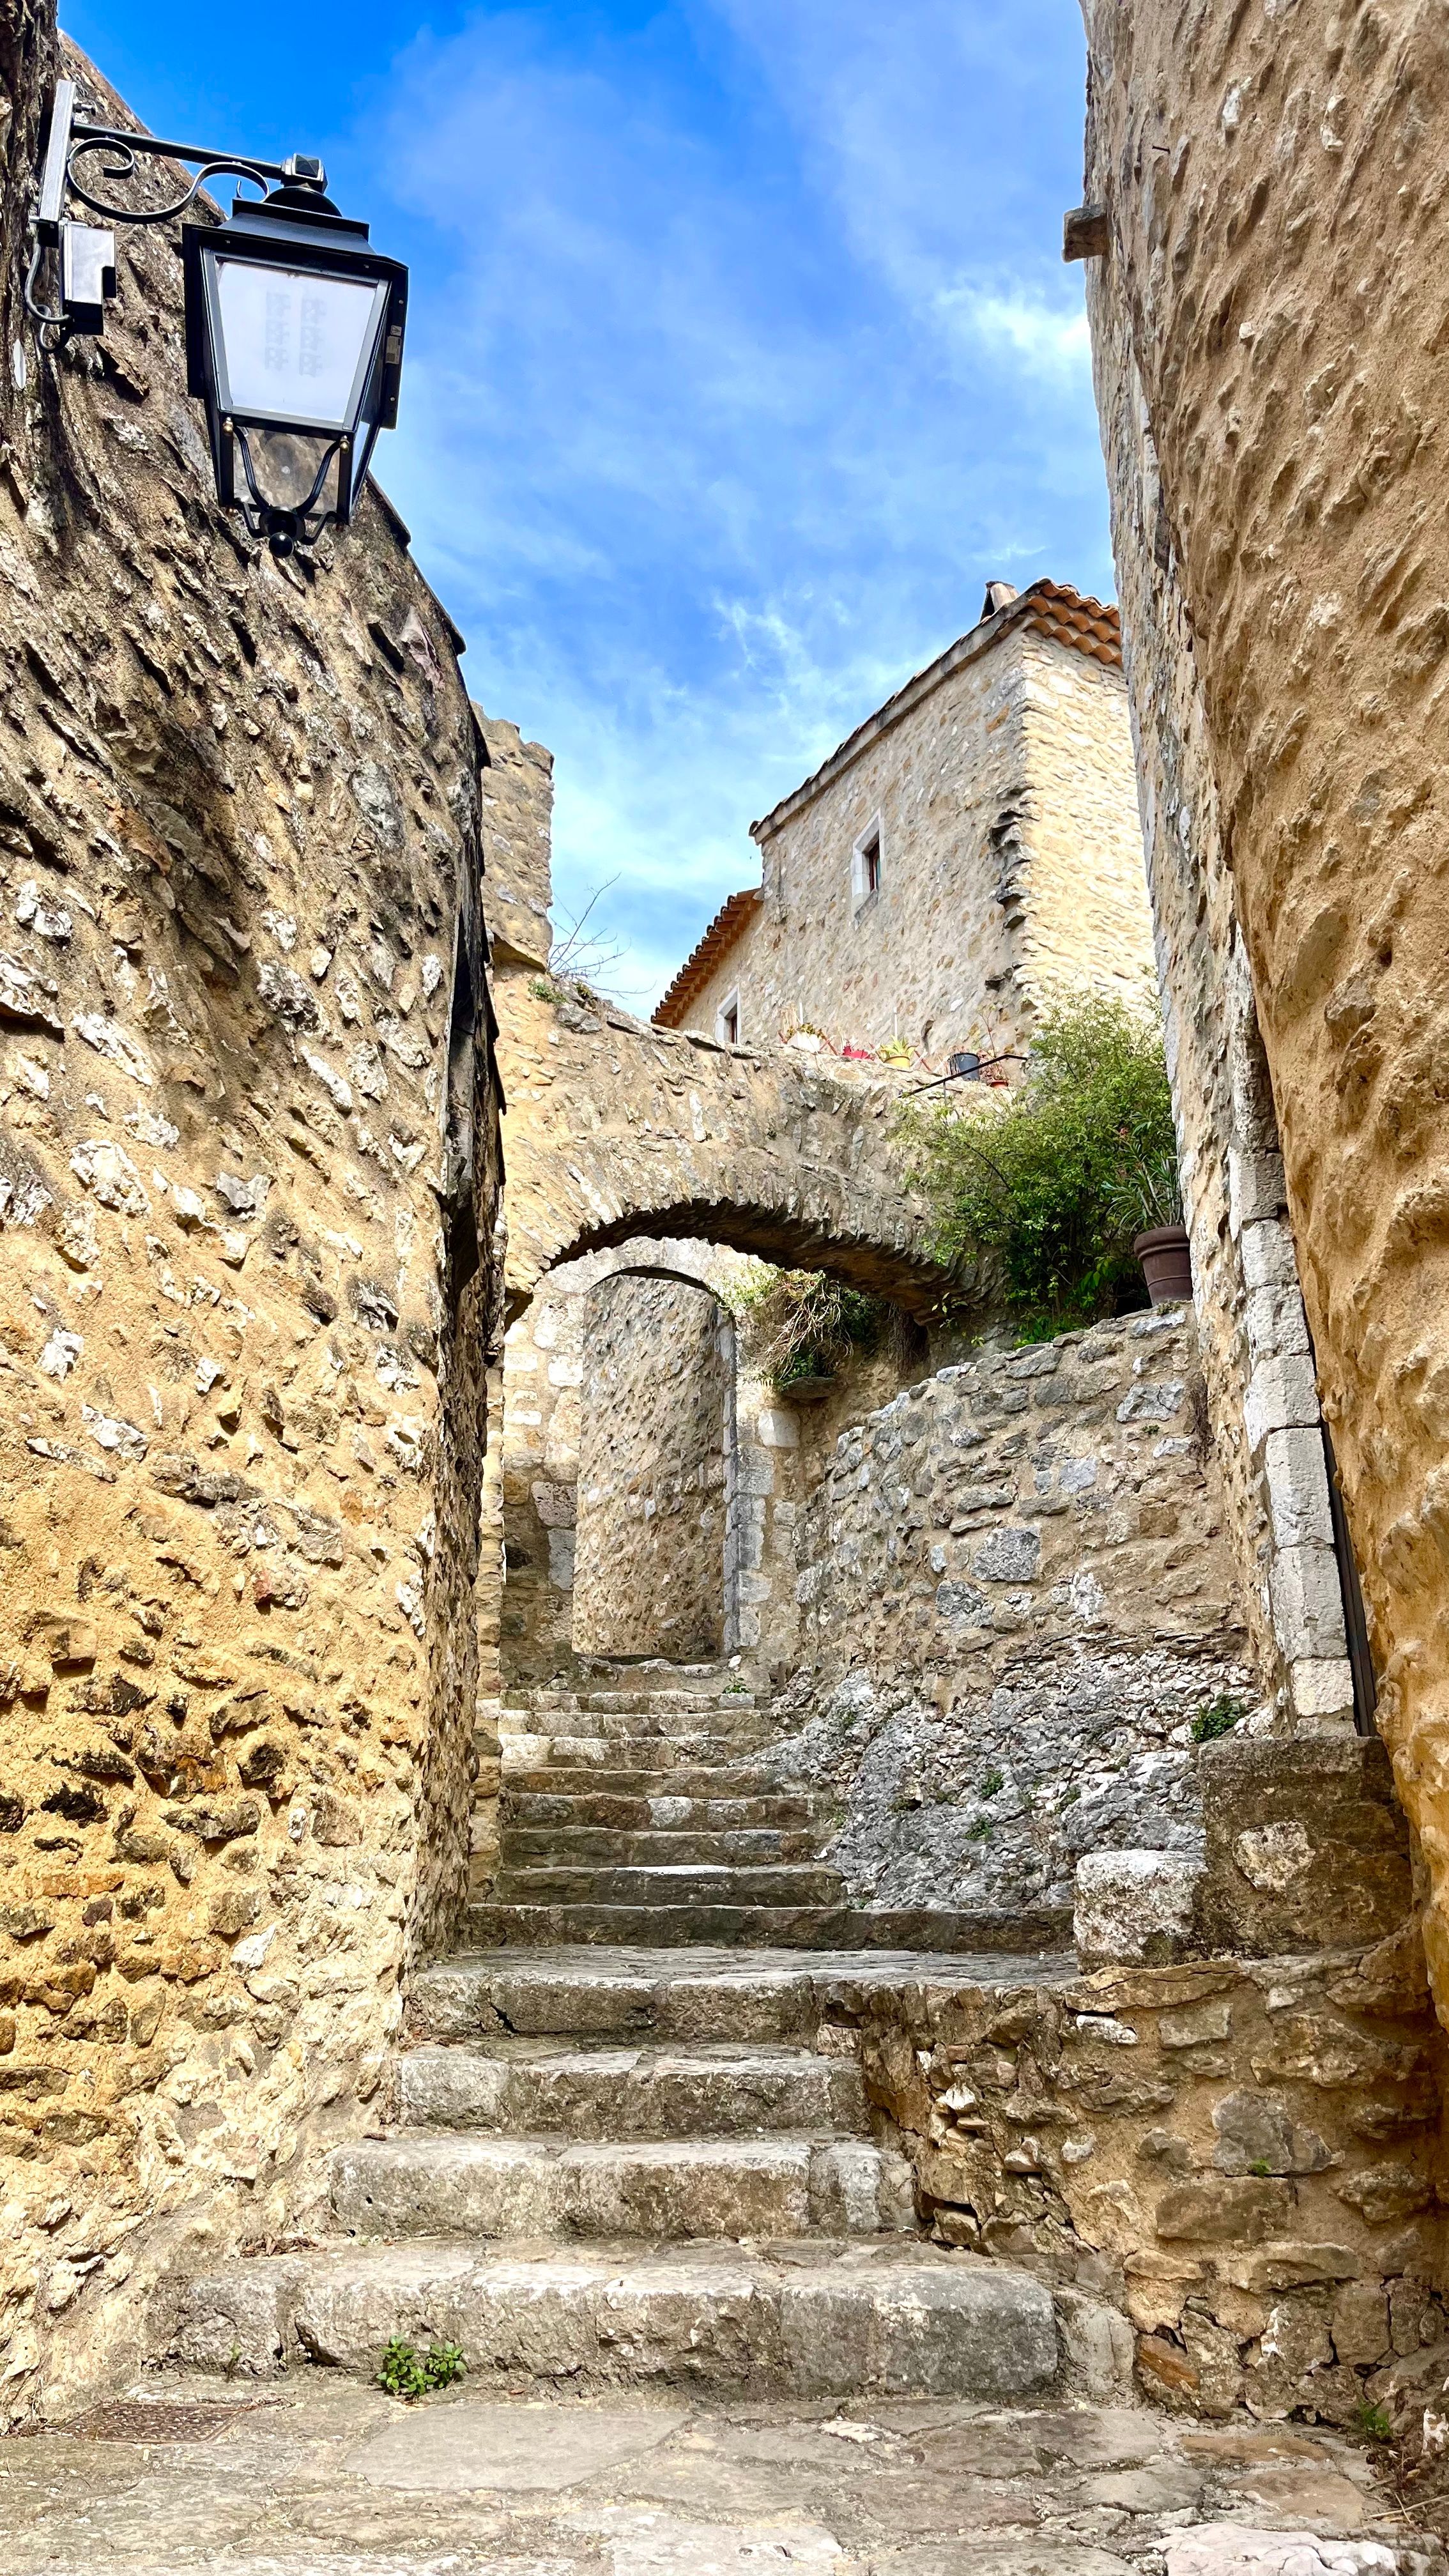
[572,1269,735,1662]
[495,973,953,1321]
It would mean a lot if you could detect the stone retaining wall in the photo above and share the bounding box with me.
[835,1930,1447,2424]
[774,1305,1252,1920]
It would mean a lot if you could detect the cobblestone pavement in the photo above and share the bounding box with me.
[2,2376,1445,2576]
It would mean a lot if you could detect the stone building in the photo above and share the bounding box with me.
[653,577,1154,1069]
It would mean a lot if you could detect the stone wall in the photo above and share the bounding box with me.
[674,615,1153,1066]
[475,711,553,972]
[1075,57,1355,1736]
[0,31,500,2425]
[836,1928,1448,2423]
[773,1306,1252,1924]
[572,1274,730,1662]
[1075,2,1449,1986]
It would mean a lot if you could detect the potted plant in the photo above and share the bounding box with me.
[1108,1128,1190,1307]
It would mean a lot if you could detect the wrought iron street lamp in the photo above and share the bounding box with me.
[28,79,408,557]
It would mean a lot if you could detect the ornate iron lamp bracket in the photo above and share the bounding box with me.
[26,77,328,346]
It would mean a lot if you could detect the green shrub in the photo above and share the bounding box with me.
[898,989,1181,1337]
[729,1266,888,1393]
[1192,1694,1245,1745]
[377,2337,468,2400]
[1354,2400,1393,2446]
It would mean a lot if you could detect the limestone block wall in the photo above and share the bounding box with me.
[841,1933,1448,2424]
[0,31,500,2425]
[774,1307,1252,1922]
[572,1275,731,1662]
[678,620,1154,1064]
[1075,1,1449,1989]
[1077,131,1354,1736]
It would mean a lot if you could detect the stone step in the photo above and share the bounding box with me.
[497,1705,772,1743]
[174,2240,1059,2400]
[503,1765,794,1800]
[507,1790,829,1832]
[413,1946,1077,2045]
[502,1737,774,1775]
[398,2041,871,2138]
[500,1827,820,1867]
[493,1864,846,1909]
[331,2134,913,2242]
[512,1689,765,1716]
[467,1901,1073,1952]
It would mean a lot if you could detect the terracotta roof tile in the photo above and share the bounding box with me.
[652,885,762,1030]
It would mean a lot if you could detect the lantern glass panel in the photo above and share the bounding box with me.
[213,258,385,429]
[238,425,341,519]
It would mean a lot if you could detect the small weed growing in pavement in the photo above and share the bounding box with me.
[979,1770,1004,1798]
[1354,2401,1393,2446]
[1192,1694,1245,1745]
[1247,2158,1273,2177]
[378,2338,468,2400]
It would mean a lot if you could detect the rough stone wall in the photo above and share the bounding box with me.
[1075,3,1449,1975]
[1076,51,1354,1738]
[679,622,1153,1063]
[474,712,553,972]
[774,1305,1252,1920]
[572,1274,730,1662]
[839,1931,1448,2424]
[0,33,499,2425]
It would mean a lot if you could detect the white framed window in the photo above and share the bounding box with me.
[716,989,741,1046]
[852,816,883,912]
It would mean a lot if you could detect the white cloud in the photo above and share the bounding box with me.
[355,0,1112,1008]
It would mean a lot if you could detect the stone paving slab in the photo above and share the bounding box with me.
[3,2377,1444,2576]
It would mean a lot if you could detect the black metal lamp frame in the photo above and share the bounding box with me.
[26,78,407,557]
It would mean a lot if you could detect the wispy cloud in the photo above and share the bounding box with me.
[348,0,1107,1006]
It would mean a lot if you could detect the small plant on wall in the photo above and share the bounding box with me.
[730,1266,889,1393]
[898,988,1181,1338]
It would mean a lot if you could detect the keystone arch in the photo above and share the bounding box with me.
[494,976,954,1321]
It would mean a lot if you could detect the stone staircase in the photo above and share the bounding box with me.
[474,1664,1071,1952]
[174,1947,1061,2401]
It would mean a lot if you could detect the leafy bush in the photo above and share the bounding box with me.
[377,2337,468,2400]
[1191,1694,1245,1745]
[898,990,1181,1337]
[730,1266,888,1392]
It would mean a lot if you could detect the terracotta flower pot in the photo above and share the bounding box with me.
[1133,1224,1193,1308]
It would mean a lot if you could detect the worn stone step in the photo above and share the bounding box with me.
[498,1704,772,1742]
[502,1737,773,1775]
[500,1827,818,1867]
[398,2041,870,2138]
[413,1946,1077,2046]
[503,1765,795,1801]
[174,2240,1059,2399]
[493,1864,846,1909]
[331,2133,914,2242]
[506,1791,829,1832]
[467,1901,1073,1952]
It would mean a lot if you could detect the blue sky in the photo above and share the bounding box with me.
[63,0,1106,1008]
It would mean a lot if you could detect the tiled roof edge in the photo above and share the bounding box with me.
[749,580,1123,844]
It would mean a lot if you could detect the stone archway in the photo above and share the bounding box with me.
[494,972,953,1321]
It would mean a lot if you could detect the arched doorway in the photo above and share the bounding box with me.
[572,1269,735,1662]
